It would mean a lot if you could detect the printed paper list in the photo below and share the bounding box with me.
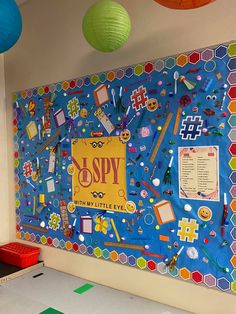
[179,146,219,201]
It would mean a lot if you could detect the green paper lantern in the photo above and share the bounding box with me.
[82,0,131,52]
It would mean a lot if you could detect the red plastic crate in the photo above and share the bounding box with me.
[0,242,40,268]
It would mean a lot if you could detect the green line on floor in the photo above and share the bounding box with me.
[74,283,94,294]
[39,307,64,314]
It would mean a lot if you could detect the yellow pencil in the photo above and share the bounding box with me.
[111,218,120,242]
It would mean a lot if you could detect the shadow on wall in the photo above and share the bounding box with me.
[77,24,198,76]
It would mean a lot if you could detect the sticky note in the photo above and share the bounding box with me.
[39,194,45,204]
[159,235,170,242]
[74,283,94,294]
[26,121,37,139]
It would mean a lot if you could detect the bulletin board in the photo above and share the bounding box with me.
[14,41,236,293]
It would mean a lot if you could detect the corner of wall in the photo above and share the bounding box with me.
[0,53,10,243]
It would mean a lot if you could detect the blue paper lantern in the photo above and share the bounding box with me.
[0,0,22,53]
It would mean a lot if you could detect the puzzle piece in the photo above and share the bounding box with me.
[23,161,33,177]
[177,218,199,243]
[48,212,61,231]
[67,97,80,119]
[180,116,203,140]
[130,85,148,111]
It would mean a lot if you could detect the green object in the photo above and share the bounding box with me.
[39,308,64,314]
[74,283,94,294]
[82,0,131,52]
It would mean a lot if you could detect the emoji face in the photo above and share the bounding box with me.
[146,98,159,112]
[120,129,131,143]
[198,206,212,221]
[125,201,136,214]
[67,202,75,213]
[80,108,88,118]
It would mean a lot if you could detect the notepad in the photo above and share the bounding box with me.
[80,216,93,234]
[153,200,176,225]
[26,121,38,139]
[54,108,66,127]
[93,84,109,107]
[45,177,55,193]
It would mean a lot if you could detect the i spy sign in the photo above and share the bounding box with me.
[72,136,127,212]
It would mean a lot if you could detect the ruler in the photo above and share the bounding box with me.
[37,128,62,154]
[149,112,173,163]
[104,241,144,250]
[22,223,48,233]
[173,107,182,135]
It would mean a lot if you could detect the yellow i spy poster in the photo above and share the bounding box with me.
[71,136,127,212]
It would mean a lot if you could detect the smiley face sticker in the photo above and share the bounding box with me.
[120,129,131,143]
[125,201,136,214]
[198,206,212,221]
[146,98,160,112]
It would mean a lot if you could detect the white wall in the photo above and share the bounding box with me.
[4,1,236,313]
[0,54,9,243]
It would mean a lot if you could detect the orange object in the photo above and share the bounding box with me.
[159,235,170,242]
[0,242,40,268]
[153,200,176,225]
[154,0,215,10]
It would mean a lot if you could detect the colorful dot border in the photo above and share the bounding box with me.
[14,41,236,294]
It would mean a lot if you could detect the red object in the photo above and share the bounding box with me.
[191,270,203,284]
[189,52,200,64]
[153,0,215,10]
[141,180,160,198]
[228,86,236,99]
[229,143,236,156]
[68,89,84,95]
[90,131,103,137]
[0,242,40,268]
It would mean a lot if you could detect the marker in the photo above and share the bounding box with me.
[220,91,227,110]
[127,113,136,127]
[122,105,131,130]
[221,193,228,236]
[70,218,77,238]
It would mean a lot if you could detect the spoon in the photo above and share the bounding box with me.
[174,71,179,95]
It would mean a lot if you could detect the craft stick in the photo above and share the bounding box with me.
[68,90,84,95]
[104,241,144,250]
[22,223,48,233]
[173,107,182,135]
[141,180,160,198]
[110,218,120,242]
[37,128,62,154]
[19,102,27,116]
[149,112,173,163]
[141,251,164,259]
[33,196,36,215]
